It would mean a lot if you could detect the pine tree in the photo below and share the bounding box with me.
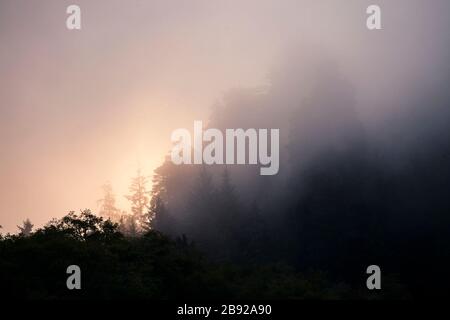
[118,214,128,235]
[218,169,242,227]
[125,168,150,232]
[188,166,216,223]
[243,201,268,261]
[219,169,238,211]
[183,166,220,255]
[150,156,179,207]
[17,218,33,237]
[149,195,171,233]
[118,213,139,237]
[143,156,181,233]
[97,182,121,222]
[151,158,170,201]
[216,169,243,259]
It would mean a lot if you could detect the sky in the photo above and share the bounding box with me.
[1,0,449,232]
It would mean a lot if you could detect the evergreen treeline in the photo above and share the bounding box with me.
[139,55,450,298]
[0,210,396,299]
[1,54,450,299]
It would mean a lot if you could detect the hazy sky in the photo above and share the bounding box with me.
[1,0,449,232]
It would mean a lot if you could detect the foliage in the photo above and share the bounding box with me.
[0,211,375,300]
[97,182,121,222]
[125,169,151,233]
[17,218,34,237]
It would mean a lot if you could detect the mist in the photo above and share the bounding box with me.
[1,0,449,237]
[2,0,450,301]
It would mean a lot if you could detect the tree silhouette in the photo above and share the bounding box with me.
[40,209,120,242]
[17,218,33,237]
[218,169,239,227]
[146,156,191,236]
[118,213,140,237]
[97,182,121,222]
[125,168,150,233]
[0,210,367,299]
[148,195,172,234]
[214,169,242,259]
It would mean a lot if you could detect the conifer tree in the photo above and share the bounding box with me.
[125,168,150,232]
[17,218,33,237]
[98,182,121,222]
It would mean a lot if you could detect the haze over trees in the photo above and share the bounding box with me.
[125,169,151,232]
[1,48,450,299]
[3,210,380,299]
[142,52,450,298]
[97,182,121,222]
[96,169,152,237]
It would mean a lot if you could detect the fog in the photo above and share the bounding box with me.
[1,0,449,233]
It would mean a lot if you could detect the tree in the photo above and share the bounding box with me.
[183,167,223,257]
[151,158,171,202]
[97,182,121,222]
[149,195,172,234]
[118,213,140,237]
[125,168,150,233]
[216,169,239,258]
[0,210,360,299]
[43,209,120,241]
[17,218,33,237]
[188,167,216,226]
[144,157,185,234]
[218,169,239,223]
[241,200,269,262]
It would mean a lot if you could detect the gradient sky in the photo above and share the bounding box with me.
[1,0,449,232]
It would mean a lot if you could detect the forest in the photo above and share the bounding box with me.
[1,53,450,300]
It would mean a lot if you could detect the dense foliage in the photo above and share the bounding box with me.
[0,210,407,299]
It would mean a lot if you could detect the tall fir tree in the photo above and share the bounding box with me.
[125,168,150,232]
[217,169,241,231]
[17,218,33,237]
[146,157,178,233]
[118,213,139,237]
[148,195,170,233]
[97,182,121,222]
